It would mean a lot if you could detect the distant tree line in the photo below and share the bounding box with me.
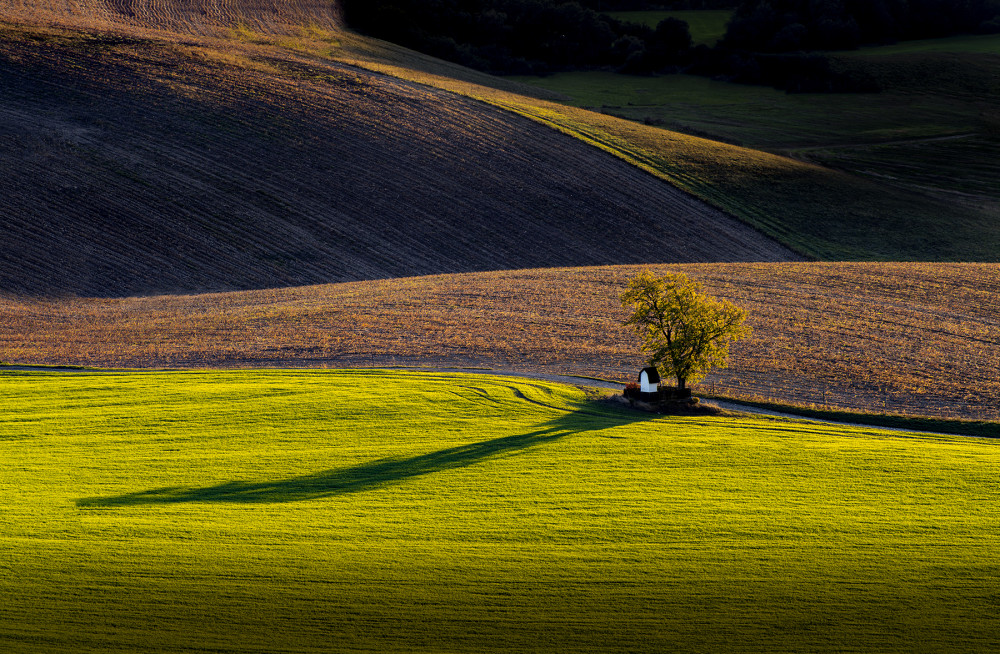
[723,0,1000,52]
[342,0,1000,91]
[340,0,694,74]
[575,1,736,9]
[703,0,1000,91]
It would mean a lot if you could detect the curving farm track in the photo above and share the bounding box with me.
[0,6,799,297]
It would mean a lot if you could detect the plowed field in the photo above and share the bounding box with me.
[0,0,342,37]
[2,263,997,421]
[0,22,796,296]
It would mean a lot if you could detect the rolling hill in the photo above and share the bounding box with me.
[3,263,998,423]
[0,6,797,297]
[3,369,999,652]
[4,0,1000,298]
[3,5,998,651]
[2,0,996,427]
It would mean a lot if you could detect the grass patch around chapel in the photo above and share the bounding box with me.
[2,368,999,652]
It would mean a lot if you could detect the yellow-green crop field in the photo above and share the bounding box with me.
[3,369,999,652]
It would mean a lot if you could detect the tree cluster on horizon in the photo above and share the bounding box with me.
[575,0,736,9]
[342,0,1000,90]
[723,0,1000,52]
[341,0,693,74]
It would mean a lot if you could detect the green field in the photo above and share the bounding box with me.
[504,33,1000,260]
[3,369,1000,652]
[506,71,980,149]
[605,10,734,46]
[839,32,1000,56]
[506,67,1000,198]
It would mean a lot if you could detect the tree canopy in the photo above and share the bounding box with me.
[620,270,750,390]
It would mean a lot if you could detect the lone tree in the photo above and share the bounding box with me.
[620,270,750,391]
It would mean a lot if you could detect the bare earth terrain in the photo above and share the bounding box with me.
[2,263,996,421]
[0,19,796,297]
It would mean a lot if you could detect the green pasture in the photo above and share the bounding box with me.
[605,10,733,46]
[493,77,1000,259]
[2,369,999,652]
[507,34,1000,260]
[843,32,1000,56]
[508,68,1000,201]
[508,71,981,148]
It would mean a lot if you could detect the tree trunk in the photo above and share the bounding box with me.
[677,376,686,391]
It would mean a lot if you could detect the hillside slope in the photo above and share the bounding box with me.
[0,16,797,297]
[3,263,997,422]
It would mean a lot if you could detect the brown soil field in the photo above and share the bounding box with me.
[0,20,796,297]
[1,0,342,37]
[2,263,997,421]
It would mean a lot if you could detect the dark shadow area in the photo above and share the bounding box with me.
[77,401,656,507]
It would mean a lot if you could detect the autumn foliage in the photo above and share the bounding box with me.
[621,270,749,390]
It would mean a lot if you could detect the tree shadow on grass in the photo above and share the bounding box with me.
[77,401,655,507]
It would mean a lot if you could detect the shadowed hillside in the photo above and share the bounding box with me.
[0,13,797,297]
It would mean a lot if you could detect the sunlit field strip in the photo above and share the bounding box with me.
[1,263,997,422]
[2,369,999,652]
